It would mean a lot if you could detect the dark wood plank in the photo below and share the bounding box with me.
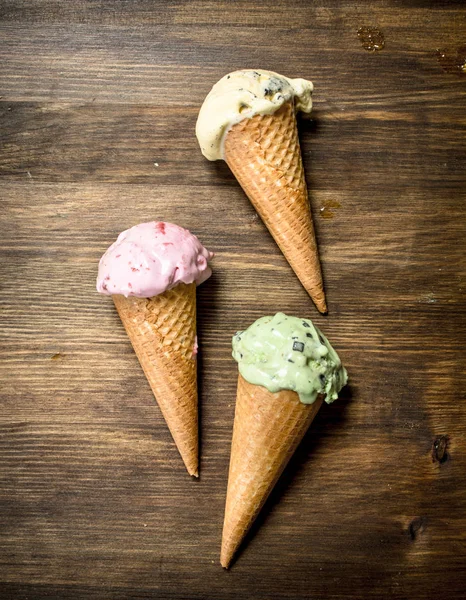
[1,99,465,188]
[1,1,465,599]
[1,15,465,104]
[1,0,465,27]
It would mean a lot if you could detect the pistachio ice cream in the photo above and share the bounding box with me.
[196,69,313,160]
[232,312,347,404]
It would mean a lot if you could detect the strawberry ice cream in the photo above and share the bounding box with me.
[97,221,214,298]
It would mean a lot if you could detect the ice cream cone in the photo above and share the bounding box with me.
[224,101,326,313]
[221,374,324,568]
[113,282,199,477]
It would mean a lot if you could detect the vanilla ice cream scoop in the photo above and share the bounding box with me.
[196,69,313,160]
[97,221,213,298]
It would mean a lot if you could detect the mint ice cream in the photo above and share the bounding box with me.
[232,313,347,404]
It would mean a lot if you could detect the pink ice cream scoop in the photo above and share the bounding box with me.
[96,221,214,298]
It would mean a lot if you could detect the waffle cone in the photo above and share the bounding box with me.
[224,101,326,313]
[221,374,324,568]
[112,282,198,477]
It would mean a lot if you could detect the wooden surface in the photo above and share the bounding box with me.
[1,1,465,598]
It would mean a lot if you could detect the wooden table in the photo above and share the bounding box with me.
[1,1,465,598]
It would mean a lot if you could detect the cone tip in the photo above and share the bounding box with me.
[183,455,198,477]
[220,552,232,569]
[316,297,328,314]
[306,287,327,314]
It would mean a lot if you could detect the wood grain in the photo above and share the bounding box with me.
[1,1,465,599]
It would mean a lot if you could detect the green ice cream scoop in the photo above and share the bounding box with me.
[232,312,348,405]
